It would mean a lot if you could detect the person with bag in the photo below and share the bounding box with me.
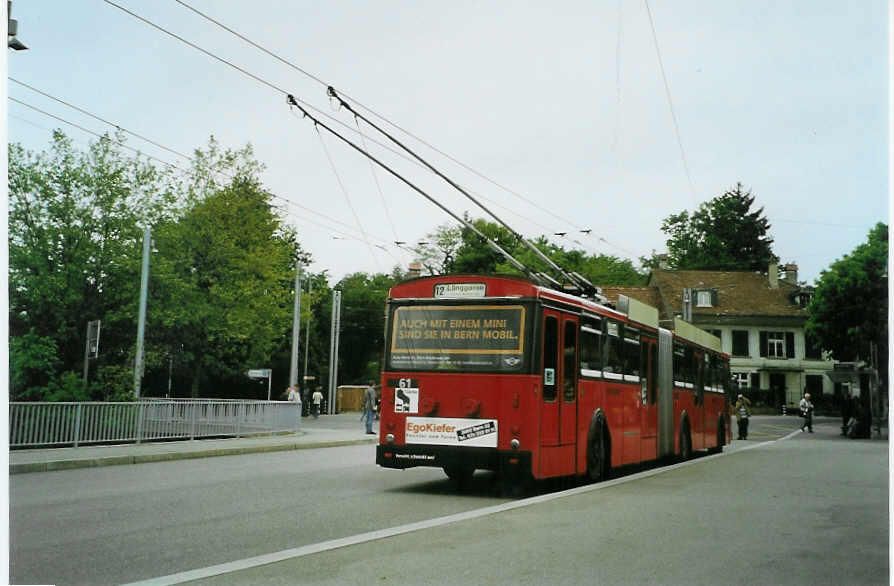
[733,394,752,440]
[799,392,814,433]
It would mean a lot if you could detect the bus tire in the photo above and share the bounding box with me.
[679,420,693,461]
[443,466,474,485]
[714,417,726,453]
[587,412,609,483]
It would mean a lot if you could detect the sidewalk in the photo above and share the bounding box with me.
[9,412,378,475]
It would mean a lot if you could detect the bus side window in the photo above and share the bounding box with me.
[543,316,558,402]
[695,352,705,404]
[622,326,640,380]
[603,320,623,379]
[579,320,602,378]
[673,343,685,387]
[685,345,696,387]
[563,320,576,402]
[649,342,658,403]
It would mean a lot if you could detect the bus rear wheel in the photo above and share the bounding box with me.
[443,466,474,485]
[587,416,608,482]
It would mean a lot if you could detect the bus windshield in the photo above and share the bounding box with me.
[387,303,530,373]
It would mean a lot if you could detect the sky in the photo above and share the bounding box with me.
[5,0,889,285]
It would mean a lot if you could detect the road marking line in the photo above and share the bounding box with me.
[122,431,796,586]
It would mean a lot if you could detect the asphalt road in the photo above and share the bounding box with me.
[10,416,887,585]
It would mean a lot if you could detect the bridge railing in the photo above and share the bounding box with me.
[9,399,301,448]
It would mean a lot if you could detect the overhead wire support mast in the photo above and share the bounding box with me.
[325,86,595,297]
[286,94,535,282]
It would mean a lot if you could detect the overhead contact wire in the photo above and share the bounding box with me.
[171,0,629,254]
[644,0,697,205]
[286,96,532,278]
[313,124,385,272]
[8,88,402,255]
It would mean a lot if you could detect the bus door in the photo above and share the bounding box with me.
[540,311,578,447]
[560,315,578,445]
[693,351,706,450]
[540,312,560,446]
[640,337,659,460]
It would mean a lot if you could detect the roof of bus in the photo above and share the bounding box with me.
[389,274,728,356]
[389,274,626,320]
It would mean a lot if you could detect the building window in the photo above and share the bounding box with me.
[734,372,750,389]
[760,331,795,359]
[732,330,749,357]
[767,332,785,357]
[696,290,712,307]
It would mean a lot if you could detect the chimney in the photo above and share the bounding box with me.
[782,262,798,285]
[408,262,422,278]
[768,262,778,289]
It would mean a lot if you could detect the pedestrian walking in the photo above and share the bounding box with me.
[311,386,323,419]
[799,392,814,432]
[363,380,377,435]
[733,393,752,440]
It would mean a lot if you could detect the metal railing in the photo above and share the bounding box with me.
[9,399,301,448]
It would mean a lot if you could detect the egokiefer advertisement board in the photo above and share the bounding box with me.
[404,417,498,448]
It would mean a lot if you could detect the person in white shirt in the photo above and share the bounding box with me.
[799,393,814,433]
[311,387,324,419]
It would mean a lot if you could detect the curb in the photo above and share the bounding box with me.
[10,437,378,475]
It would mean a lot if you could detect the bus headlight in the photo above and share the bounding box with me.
[510,438,520,451]
[385,433,395,445]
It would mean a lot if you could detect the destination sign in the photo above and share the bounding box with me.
[433,283,486,299]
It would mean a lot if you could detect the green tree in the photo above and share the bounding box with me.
[453,217,522,274]
[646,183,777,271]
[416,223,462,275]
[335,271,397,384]
[151,170,297,397]
[8,131,175,400]
[501,237,645,286]
[806,223,888,385]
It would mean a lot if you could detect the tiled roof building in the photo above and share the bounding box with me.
[600,263,835,409]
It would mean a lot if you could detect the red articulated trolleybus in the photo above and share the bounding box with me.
[376,274,732,489]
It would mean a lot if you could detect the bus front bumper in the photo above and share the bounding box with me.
[376,444,531,476]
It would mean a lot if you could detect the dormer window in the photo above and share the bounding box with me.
[695,289,717,308]
[792,289,813,309]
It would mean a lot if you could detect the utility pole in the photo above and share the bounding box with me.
[288,261,302,392]
[327,290,342,414]
[83,320,101,382]
[303,277,312,383]
[134,226,150,398]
